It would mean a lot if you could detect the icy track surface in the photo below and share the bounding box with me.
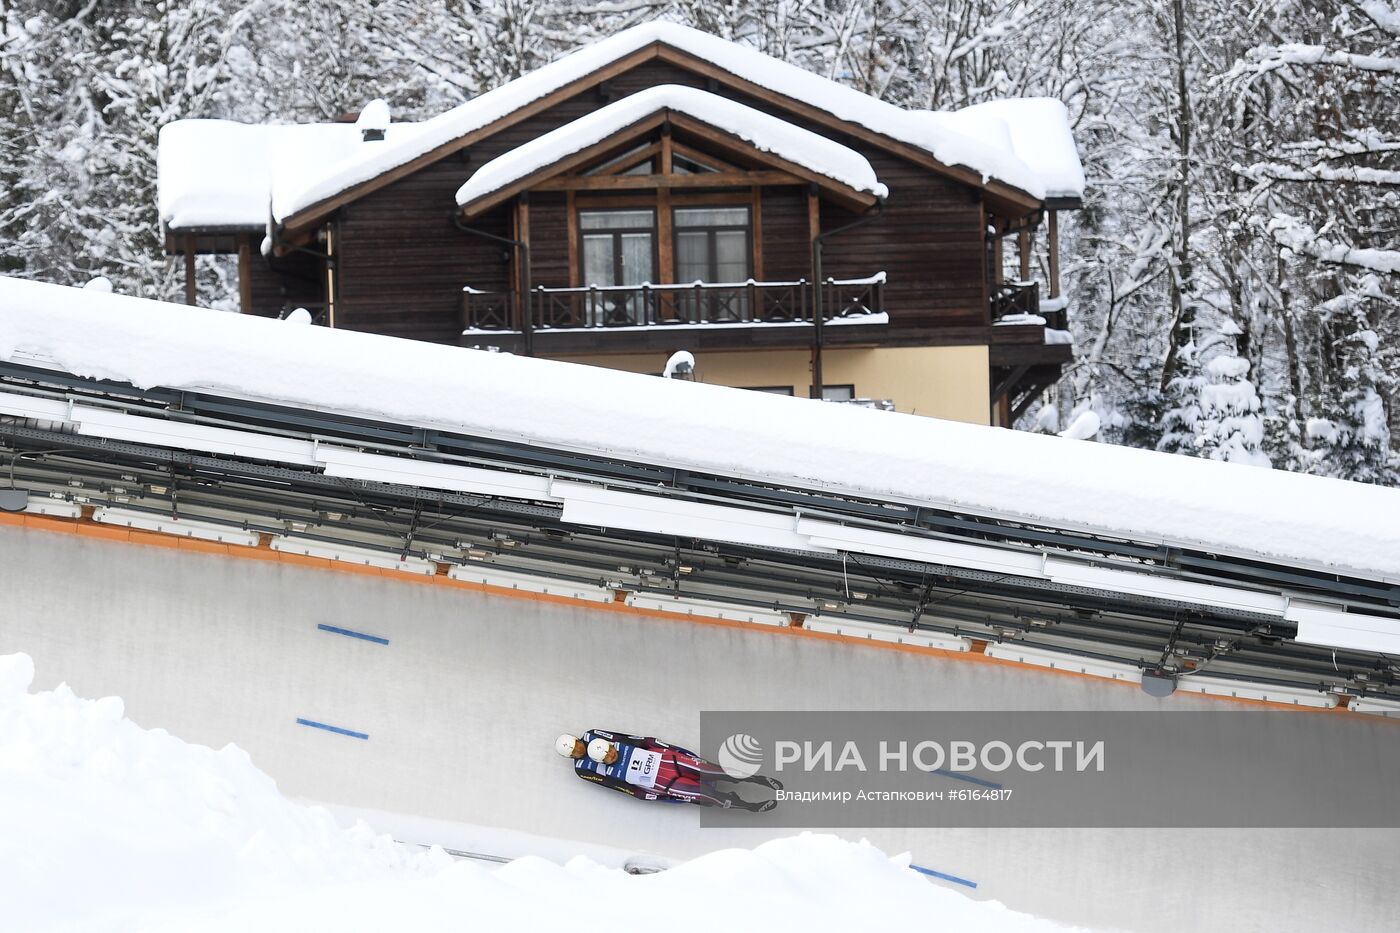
[0,652,1073,933]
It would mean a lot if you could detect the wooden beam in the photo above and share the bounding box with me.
[280,43,664,235]
[653,46,1041,212]
[1048,209,1061,299]
[237,236,253,313]
[576,190,753,209]
[667,113,878,210]
[284,40,1039,236]
[183,234,196,306]
[532,170,807,192]
[807,188,821,248]
[670,140,742,173]
[657,186,673,284]
[751,186,764,281]
[324,224,336,328]
[591,141,662,176]
[459,112,670,218]
[993,236,1004,286]
[1018,227,1031,282]
[566,191,578,286]
[659,123,673,174]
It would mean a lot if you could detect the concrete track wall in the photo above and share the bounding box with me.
[2,523,1395,932]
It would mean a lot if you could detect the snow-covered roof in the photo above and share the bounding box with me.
[3,275,1398,582]
[947,99,1086,201]
[157,121,364,231]
[158,114,430,232]
[456,85,887,212]
[158,24,1087,233]
[271,21,1045,224]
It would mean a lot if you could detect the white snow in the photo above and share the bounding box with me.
[273,21,1044,222]
[356,99,391,133]
[1044,328,1074,345]
[4,275,1400,581]
[456,85,888,208]
[1057,410,1101,441]
[993,313,1047,325]
[158,121,364,230]
[0,651,1069,932]
[946,99,1086,200]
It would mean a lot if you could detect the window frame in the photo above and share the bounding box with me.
[576,208,659,288]
[672,205,753,285]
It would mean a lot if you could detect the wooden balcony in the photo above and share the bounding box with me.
[461,276,886,333]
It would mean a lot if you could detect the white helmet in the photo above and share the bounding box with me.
[555,733,582,758]
[587,738,615,763]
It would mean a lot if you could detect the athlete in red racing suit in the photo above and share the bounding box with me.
[563,728,779,812]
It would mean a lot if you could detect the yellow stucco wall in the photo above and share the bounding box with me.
[550,345,991,424]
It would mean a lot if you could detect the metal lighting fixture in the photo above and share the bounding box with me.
[985,642,1144,684]
[553,480,822,552]
[1173,674,1339,709]
[624,592,790,627]
[91,507,261,547]
[269,536,437,575]
[797,518,1044,578]
[1350,696,1400,718]
[1043,556,1287,617]
[1139,668,1178,698]
[1286,600,1400,655]
[446,563,614,603]
[317,446,557,502]
[804,615,971,653]
[73,404,318,465]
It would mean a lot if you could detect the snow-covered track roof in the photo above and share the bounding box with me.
[2,275,1398,586]
[455,85,888,215]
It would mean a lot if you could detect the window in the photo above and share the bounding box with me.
[745,386,795,396]
[821,384,855,401]
[673,206,751,321]
[673,153,720,175]
[580,210,656,325]
[584,143,655,176]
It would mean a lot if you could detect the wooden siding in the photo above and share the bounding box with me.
[270,57,993,345]
[247,250,324,318]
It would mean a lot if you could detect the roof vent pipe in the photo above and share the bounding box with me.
[356,99,390,142]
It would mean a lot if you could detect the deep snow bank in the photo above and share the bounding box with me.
[0,653,1073,932]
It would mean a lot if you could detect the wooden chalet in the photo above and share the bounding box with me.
[157,22,1084,425]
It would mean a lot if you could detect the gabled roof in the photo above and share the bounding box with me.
[156,22,1087,241]
[270,21,1048,231]
[456,85,887,217]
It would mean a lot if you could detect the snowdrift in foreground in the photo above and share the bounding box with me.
[0,653,1072,933]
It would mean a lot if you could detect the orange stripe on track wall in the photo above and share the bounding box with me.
[0,509,1380,719]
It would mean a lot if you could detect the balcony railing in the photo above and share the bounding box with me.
[461,276,885,332]
[991,280,1040,322]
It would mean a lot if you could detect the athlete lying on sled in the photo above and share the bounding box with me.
[555,728,780,812]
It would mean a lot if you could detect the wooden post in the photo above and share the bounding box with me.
[993,234,1005,286]
[1048,210,1061,299]
[657,187,673,284]
[183,234,197,306]
[750,186,764,281]
[324,224,336,328]
[659,123,673,174]
[807,186,823,399]
[1018,227,1031,282]
[516,194,532,354]
[566,191,578,286]
[237,235,253,313]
